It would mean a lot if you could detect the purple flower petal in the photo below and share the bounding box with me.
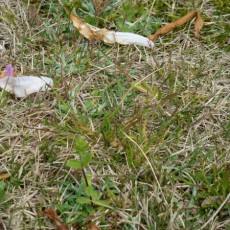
[3,64,14,77]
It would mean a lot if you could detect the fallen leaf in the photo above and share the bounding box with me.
[87,221,101,230]
[148,11,203,41]
[70,14,154,48]
[42,208,69,230]
[0,75,53,97]
[0,173,10,180]
[70,11,204,47]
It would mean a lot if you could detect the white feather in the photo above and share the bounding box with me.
[0,76,53,97]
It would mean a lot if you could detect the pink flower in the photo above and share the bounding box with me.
[3,64,14,77]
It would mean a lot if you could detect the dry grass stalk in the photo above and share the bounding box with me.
[0,1,229,230]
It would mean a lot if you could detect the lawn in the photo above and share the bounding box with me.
[0,0,229,229]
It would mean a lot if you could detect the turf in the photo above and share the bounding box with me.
[0,0,229,229]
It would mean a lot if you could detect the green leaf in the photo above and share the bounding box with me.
[66,159,82,169]
[76,196,91,204]
[84,186,100,201]
[44,57,55,65]
[81,152,92,167]
[93,200,112,208]
[0,181,6,200]
[75,137,89,153]
[81,173,92,187]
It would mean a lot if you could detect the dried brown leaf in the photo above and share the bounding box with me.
[70,14,154,48]
[70,11,203,47]
[148,11,203,41]
[194,13,204,39]
[87,221,101,230]
[70,14,108,41]
[0,173,10,180]
[42,208,69,230]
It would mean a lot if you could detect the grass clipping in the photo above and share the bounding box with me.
[70,11,204,47]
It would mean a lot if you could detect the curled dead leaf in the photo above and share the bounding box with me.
[70,14,154,48]
[42,208,69,230]
[70,11,203,47]
[87,221,101,230]
[148,11,203,41]
[0,65,53,97]
[0,76,53,97]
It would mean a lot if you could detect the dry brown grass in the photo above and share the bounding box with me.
[0,0,229,229]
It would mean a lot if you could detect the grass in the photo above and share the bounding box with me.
[0,0,229,229]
